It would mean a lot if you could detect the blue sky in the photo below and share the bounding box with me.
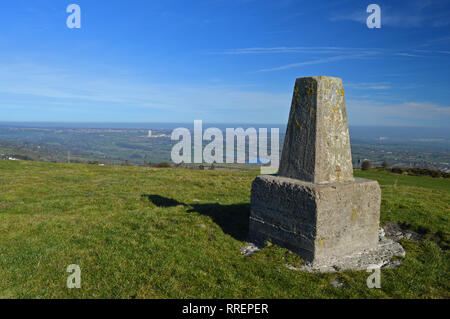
[0,0,449,126]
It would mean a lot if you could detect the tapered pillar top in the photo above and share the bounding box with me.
[279,76,354,184]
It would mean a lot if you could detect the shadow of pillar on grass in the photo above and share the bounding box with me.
[141,194,186,207]
[141,194,250,241]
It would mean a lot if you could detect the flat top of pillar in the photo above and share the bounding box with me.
[295,76,343,82]
[257,175,378,189]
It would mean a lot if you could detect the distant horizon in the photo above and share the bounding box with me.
[1,121,449,140]
[0,121,449,129]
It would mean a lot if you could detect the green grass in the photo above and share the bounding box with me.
[0,161,448,298]
[356,169,450,249]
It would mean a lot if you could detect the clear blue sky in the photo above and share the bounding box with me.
[1,0,449,126]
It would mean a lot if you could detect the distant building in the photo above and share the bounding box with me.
[144,130,169,138]
[1,154,19,161]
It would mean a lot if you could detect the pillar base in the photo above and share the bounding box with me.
[249,175,381,267]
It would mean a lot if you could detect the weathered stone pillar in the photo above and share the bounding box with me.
[279,77,354,184]
[248,76,393,271]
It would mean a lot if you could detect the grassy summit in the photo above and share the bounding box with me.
[0,161,448,298]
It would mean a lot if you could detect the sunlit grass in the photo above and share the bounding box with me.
[0,161,448,298]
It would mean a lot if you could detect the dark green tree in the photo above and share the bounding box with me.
[361,160,371,171]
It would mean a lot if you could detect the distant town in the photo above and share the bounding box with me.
[0,125,449,173]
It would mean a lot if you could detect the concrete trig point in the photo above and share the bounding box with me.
[249,76,403,271]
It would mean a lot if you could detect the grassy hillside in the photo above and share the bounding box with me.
[0,161,448,298]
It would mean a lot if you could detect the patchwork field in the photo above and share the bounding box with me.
[0,161,448,298]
